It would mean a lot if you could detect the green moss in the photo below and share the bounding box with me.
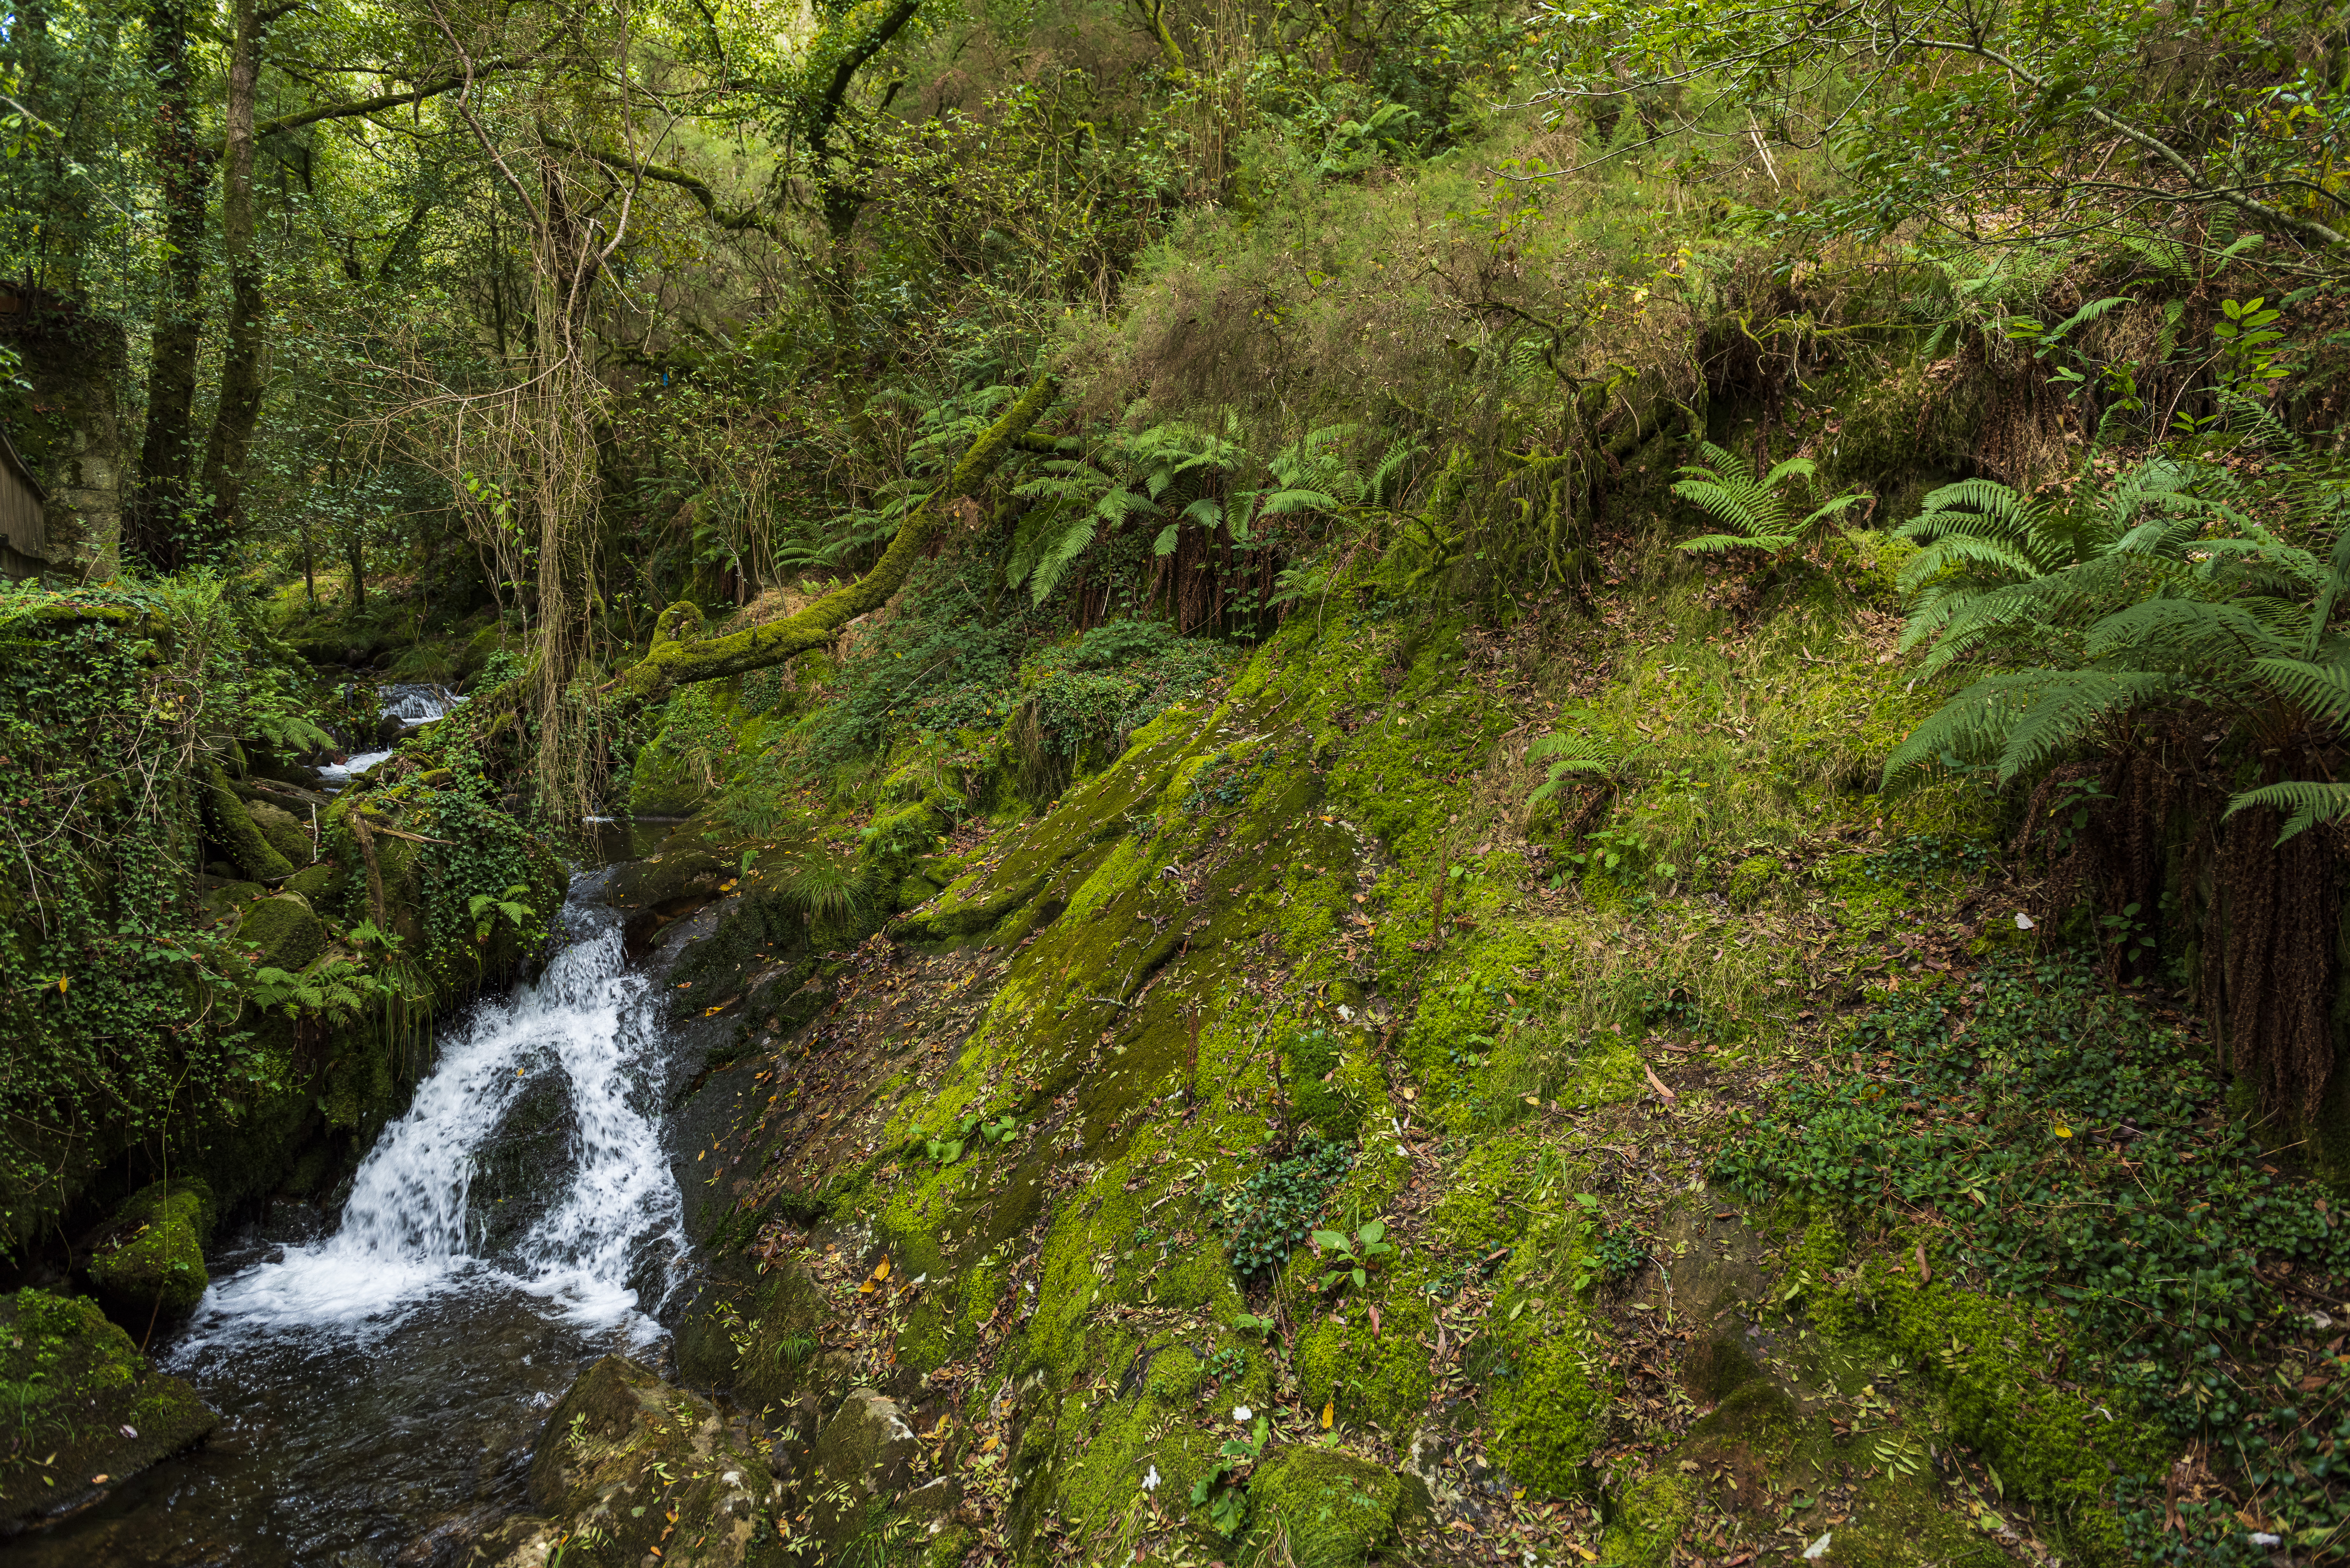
[83,1179,213,1319]
[0,1288,217,1523]
[860,800,945,908]
[1483,1306,1603,1497]
[1599,1469,1695,1568]
[1248,1446,1415,1568]
[203,764,293,881]
[1293,1282,1435,1433]
[236,893,326,972]
[243,798,314,869]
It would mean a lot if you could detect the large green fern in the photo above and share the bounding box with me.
[1888,412,2350,843]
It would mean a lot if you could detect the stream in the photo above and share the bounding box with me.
[17,866,692,1567]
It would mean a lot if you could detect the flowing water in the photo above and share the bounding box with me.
[319,684,464,788]
[16,871,689,1567]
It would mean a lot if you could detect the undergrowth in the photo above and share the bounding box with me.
[1718,954,2350,1564]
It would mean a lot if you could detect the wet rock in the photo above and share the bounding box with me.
[495,1354,772,1568]
[0,1288,217,1527]
[83,1179,215,1322]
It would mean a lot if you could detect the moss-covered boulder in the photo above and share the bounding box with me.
[202,764,293,882]
[83,1179,214,1321]
[235,892,327,972]
[0,1288,216,1525]
[1249,1446,1423,1567]
[244,797,314,869]
[490,1354,774,1568]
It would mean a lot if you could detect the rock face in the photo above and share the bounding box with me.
[484,1355,775,1567]
[0,1289,216,1527]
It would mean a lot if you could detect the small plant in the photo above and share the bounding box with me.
[468,882,533,944]
[906,1110,1020,1165]
[1526,730,1618,807]
[1311,1220,1395,1293]
[1204,1137,1356,1275]
[776,1332,818,1367]
[1189,1412,1268,1536]
[1567,1195,1649,1293]
[1206,1346,1247,1383]
[1670,441,1870,558]
[1231,1310,1277,1337]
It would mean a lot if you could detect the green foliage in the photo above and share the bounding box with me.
[0,581,338,1234]
[1525,728,1617,806]
[1715,954,2350,1563]
[905,1110,1019,1166]
[1309,1219,1394,1294]
[1887,409,2350,841]
[1188,1412,1269,1536]
[1670,442,1868,558]
[1204,1137,1357,1276]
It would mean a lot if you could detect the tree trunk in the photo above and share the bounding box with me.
[128,0,207,574]
[346,532,364,609]
[198,0,263,540]
[614,368,1058,708]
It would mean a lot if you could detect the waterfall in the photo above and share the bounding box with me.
[181,885,685,1347]
[318,684,465,787]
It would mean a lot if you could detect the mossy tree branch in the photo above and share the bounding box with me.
[614,368,1060,708]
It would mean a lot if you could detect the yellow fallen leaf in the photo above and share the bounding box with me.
[873,1256,891,1281]
[2054,1124,2073,1139]
[90,1474,107,1484]
[1320,1401,1333,1430]
[980,1434,1000,1453]
[1573,1548,1597,1563]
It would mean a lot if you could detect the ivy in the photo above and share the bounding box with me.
[1716,954,2350,1563]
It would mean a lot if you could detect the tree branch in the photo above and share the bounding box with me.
[1910,35,2346,248]
[538,132,775,232]
[240,57,540,149]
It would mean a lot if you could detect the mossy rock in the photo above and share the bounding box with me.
[243,797,314,869]
[858,801,943,908]
[455,623,508,684]
[202,765,293,882]
[0,1288,218,1526]
[82,1178,216,1322]
[236,893,327,972]
[284,861,339,904]
[1599,1468,1697,1567]
[1248,1445,1424,1567]
[509,1354,774,1568]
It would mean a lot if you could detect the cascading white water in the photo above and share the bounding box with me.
[317,684,466,787]
[181,889,685,1346]
[380,683,459,724]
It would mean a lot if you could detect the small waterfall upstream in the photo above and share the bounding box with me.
[318,682,464,788]
[22,872,691,1568]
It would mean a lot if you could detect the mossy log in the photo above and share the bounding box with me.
[613,368,1059,709]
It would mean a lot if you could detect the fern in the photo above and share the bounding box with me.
[1671,442,1867,556]
[1527,731,1618,805]
[2224,780,2350,842]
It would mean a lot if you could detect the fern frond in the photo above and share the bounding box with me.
[1679,531,1796,555]
[2082,598,2294,668]
[2223,780,2350,842]
[2250,655,2350,731]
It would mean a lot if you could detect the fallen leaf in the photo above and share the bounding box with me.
[1914,1243,1931,1284]
[1320,1401,1334,1430]
[1642,1062,1678,1103]
[873,1257,891,1281]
